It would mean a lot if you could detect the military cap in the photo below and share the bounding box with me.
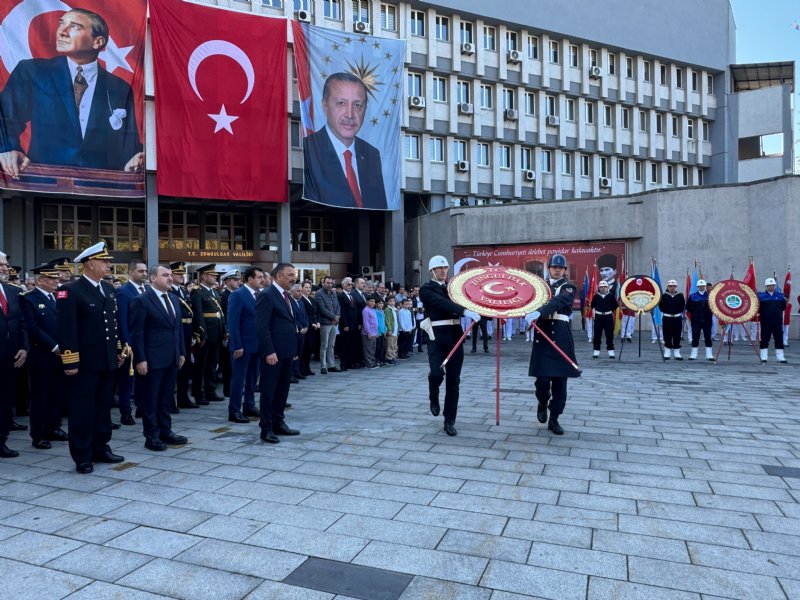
[221,269,241,282]
[74,241,114,263]
[53,257,73,271]
[195,264,219,275]
[31,261,61,278]
[169,261,187,275]
[8,265,22,279]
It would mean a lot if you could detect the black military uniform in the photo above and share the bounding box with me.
[687,282,714,360]
[191,264,225,403]
[20,262,69,448]
[659,283,686,359]
[168,262,197,408]
[590,285,617,356]
[56,242,125,473]
[528,254,579,435]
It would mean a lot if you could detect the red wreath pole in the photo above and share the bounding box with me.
[529,321,582,374]
[440,320,475,368]
[495,317,501,426]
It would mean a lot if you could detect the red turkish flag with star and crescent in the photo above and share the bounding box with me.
[149,0,287,201]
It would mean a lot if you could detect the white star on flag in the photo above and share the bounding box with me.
[99,36,134,74]
[208,105,239,134]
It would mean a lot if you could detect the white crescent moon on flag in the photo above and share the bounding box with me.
[0,0,70,74]
[453,257,479,275]
[187,40,254,104]
[482,282,505,295]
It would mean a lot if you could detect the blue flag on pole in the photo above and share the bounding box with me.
[651,260,663,327]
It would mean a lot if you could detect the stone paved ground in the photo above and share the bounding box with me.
[1,329,799,599]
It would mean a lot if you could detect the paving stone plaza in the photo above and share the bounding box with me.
[1,332,799,600]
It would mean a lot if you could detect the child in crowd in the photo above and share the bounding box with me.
[384,296,399,365]
[361,296,379,368]
[398,298,414,358]
[375,298,387,366]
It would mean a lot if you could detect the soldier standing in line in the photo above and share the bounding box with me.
[191,264,226,404]
[169,262,197,409]
[659,279,685,360]
[758,277,788,364]
[590,279,617,358]
[687,279,715,362]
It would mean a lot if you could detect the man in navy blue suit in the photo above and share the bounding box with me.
[302,72,387,210]
[115,260,148,426]
[256,263,300,443]
[0,8,143,179]
[227,266,265,423]
[0,251,29,458]
[129,265,187,452]
[20,261,69,449]
[289,283,309,382]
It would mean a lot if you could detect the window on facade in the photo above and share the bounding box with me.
[460,21,473,44]
[561,153,572,175]
[549,40,559,63]
[205,213,247,250]
[626,57,633,78]
[476,142,490,167]
[676,67,683,89]
[407,72,422,96]
[540,149,552,172]
[639,110,648,132]
[262,0,282,8]
[702,121,709,141]
[691,70,698,92]
[656,113,663,134]
[687,120,695,140]
[430,137,444,162]
[590,49,598,67]
[616,158,625,180]
[580,154,590,177]
[405,134,420,160]
[456,80,470,103]
[157,209,200,250]
[521,147,532,170]
[524,91,536,115]
[293,216,334,252]
[483,26,496,51]
[600,156,609,178]
[671,115,679,137]
[698,168,704,185]
[586,101,595,124]
[650,163,659,183]
[293,0,309,10]
[432,77,446,102]
[40,204,88,251]
[435,15,449,41]
[667,165,674,185]
[409,10,424,36]
[565,98,575,121]
[453,139,467,162]
[608,53,616,75]
[324,0,341,20]
[545,94,556,116]
[499,145,511,169]
[480,84,493,109]
[569,44,579,68]
[634,160,643,182]
[603,104,613,127]
[682,166,689,186]
[380,3,396,31]
[502,88,515,110]
[258,210,279,251]
[97,207,145,253]
[643,60,651,82]
[506,31,518,51]
[706,74,713,94]
[290,121,301,147]
[352,0,368,23]
[621,107,630,130]
[660,64,667,84]
[527,36,539,59]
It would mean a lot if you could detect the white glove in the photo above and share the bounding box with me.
[524,311,541,327]
[463,309,481,323]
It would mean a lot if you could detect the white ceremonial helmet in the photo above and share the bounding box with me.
[428,255,449,270]
[697,279,707,286]
[667,279,678,286]
[765,277,777,286]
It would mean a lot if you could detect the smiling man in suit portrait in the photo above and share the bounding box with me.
[303,72,387,210]
[0,7,143,179]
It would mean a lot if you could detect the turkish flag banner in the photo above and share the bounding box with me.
[149,0,287,202]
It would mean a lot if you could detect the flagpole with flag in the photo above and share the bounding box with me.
[585,264,598,342]
[651,257,663,331]
[783,267,792,345]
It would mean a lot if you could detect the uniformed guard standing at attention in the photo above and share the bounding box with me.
[54,258,73,287]
[56,242,125,474]
[758,277,788,364]
[659,279,686,360]
[191,264,226,404]
[687,279,714,361]
[219,270,240,398]
[525,253,579,435]
[169,262,197,409]
[419,256,480,436]
[20,261,69,449]
[590,279,617,358]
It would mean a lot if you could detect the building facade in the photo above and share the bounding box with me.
[0,0,793,283]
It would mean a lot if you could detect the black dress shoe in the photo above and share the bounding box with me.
[304,371,316,376]
[145,439,167,451]
[429,399,440,417]
[10,421,27,431]
[443,421,457,436]
[93,448,125,463]
[48,428,69,442]
[134,409,142,419]
[484,348,490,353]
[228,412,250,424]
[169,404,180,415]
[537,401,548,424]
[178,399,199,409]
[284,403,293,409]
[0,444,19,458]
[470,348,476,353]
[273,421,300,435]
[110,422,121,430]
[548,419,564,435]
[206,394,224,402]
[320,368,328,374]
[243,407,261,418]
[76,462,93,474]
[32,439,52,450]
[195,397,210,406]
[260,430,280,444]
[328,366,342,373]
[120,414,136,426]
[289,377,300,384]
[297,374,307,380]
[160,432,188,446]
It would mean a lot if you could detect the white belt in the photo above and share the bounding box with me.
[594,311,613,316]
[542,314,570,322]
[431,319,460,326]
[663,313,682,318]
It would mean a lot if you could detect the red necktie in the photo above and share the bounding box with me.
[0,289,7,316]
[343,149,363,208]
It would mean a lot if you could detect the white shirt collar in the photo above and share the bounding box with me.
[272,281,287,295]
[66,58,98,83]
[245,283,259,297]
[324,124,355,154]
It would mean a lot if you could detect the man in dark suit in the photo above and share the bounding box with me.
[337,277,359,370]
[0,252,29,458]
[256,263,300,443]
[115,261,148,426]
[226,266,264,423]
[168,262,196,409]
[56,241,125,473]
[0,8,143,179]
[191,264,225,404]
[129,265,187,451]
[290,284,309,382]
[20,261,69,449]
[299,280,319,376]
[219,270,240,398]
[302,72,387,210]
